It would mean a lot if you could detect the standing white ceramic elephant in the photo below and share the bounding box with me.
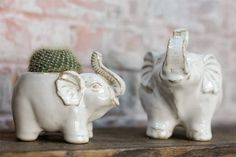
[139,29,222,141]
[12,51,126,144]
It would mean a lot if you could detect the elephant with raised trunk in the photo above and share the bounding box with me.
[12,51,126,144]
[139,29,222,141]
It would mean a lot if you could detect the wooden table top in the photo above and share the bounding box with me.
[0,126,236,157]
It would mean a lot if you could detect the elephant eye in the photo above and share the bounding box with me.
[90,82,103,91]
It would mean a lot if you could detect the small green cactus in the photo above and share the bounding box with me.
[28,48,82,73]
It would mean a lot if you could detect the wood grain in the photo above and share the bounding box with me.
[0,126,236,157]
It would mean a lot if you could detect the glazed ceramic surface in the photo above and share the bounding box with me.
[139,29,222,141]
[12,52,126,144]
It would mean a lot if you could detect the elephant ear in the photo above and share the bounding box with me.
[141,52,162,90]
[202,54,222,94]
[56,71,85,106]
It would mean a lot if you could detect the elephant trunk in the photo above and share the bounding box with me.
[161,29,189,83]
[91,51,126,96]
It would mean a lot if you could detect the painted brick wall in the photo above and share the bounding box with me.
[0,0,235,130]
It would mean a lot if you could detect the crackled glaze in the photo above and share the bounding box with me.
[139,29,222,141]
[12,52,126,144]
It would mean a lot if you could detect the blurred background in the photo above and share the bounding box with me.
[0,0,235,130]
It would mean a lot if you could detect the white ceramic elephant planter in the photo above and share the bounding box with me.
[12,52,126,144]
[139,29,222,141]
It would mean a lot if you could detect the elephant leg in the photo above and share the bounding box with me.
[63,121,89,144]
[63,107,89,144]
[140,89,178,139]
[185,107,213,141]
[88,122,93,138]
[64,130,89,144]
[186,122,212,141]
[13,100,42,141]
[146,103,178,139]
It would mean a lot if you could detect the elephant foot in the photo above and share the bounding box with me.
[16,131,40,141]
[64,133,89,144]
[146,126,173,139]
[186,129,212,141]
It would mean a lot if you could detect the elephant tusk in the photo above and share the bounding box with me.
[112,97,120,106]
